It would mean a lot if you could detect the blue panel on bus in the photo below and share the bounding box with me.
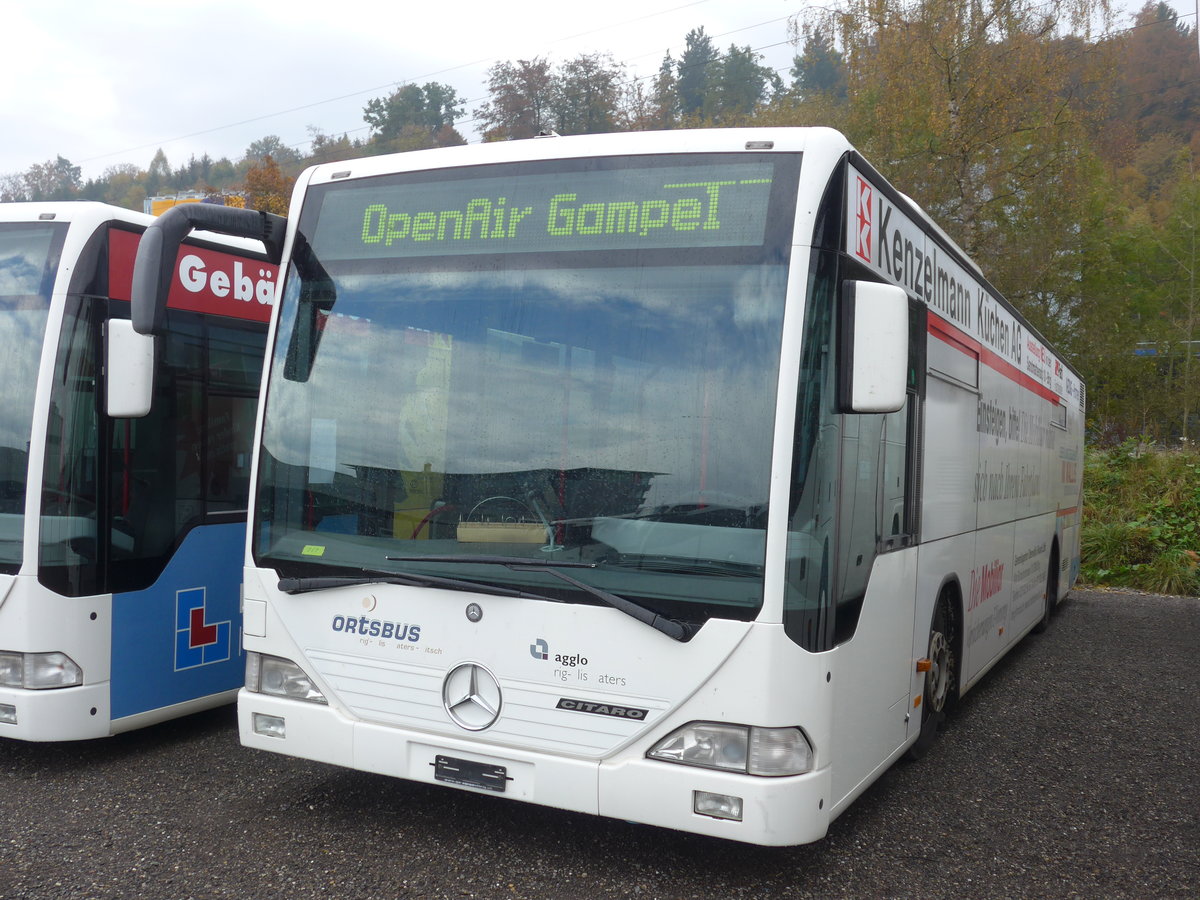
[110,523,245,720]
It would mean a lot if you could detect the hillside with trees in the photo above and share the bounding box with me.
[0,0,1196,444]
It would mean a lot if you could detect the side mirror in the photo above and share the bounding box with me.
[841,281,908,414]
[105,319,155,418]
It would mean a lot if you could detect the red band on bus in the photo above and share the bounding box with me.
[928,312,1060,405]
[107,227,277,323]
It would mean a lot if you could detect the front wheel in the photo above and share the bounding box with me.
[907,598,956,760]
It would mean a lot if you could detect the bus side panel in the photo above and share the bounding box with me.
[109,522,245,719]
[963,520,1016,682]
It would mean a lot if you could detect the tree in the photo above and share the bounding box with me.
[242,155,294,215]
[1139,157,1200,440]
[0,172,28,202]
[552,53,624,135]
[790,25,848,102]
[649,53,679,129]
[676,28,720,118]
[99,163,146,212]
[242,136,301,172]
[1115,3,1199,147]
[23,156,81,200]
[170,154,217,191]
[476,58,556,140]
[146,148,171,194]
[307,127,359,165]
[620,53,677,131]
[709,44,780,122]
[363,82,466,149]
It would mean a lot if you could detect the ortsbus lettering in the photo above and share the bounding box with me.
[331,614,421,642]
[179,253,276,305]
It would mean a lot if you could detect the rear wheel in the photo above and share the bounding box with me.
[908,597,956,760]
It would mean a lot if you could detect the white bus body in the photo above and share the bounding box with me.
[0,202,274,741]
[141,128,1081,844]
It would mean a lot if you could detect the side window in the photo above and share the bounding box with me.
[881,305,924,548]
[785,252,840,652]
[39,297,103,596]
[880,402,908,542]
[206,324,264,513]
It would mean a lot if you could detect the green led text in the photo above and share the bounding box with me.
[356,176,770,250]
[361,198,534,247]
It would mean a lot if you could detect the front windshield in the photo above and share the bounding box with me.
[0,222,64,572]
[255,153,800,624]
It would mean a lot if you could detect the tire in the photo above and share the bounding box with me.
[907,597,956,760]
[1032,545,1059,634]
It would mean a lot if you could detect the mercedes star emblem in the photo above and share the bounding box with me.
[442,662,502,731]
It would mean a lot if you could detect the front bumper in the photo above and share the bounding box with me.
[238,690,833,846]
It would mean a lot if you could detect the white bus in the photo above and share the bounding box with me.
[130,128,1083,845]
[0,201,276,740]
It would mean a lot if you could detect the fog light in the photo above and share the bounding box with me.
[694,790,743,821]
[252,713,286,738]
[0,703,16,725]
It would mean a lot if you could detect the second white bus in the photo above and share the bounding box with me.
[0,201,276,740]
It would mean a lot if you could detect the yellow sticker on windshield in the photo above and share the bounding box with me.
[301,545,326,557]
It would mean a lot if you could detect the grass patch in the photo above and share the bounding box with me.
[1081,442,1200,596]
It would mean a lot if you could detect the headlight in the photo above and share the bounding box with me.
[0,651,21,687]
[245,652,326,704]
[648,722,814,776]
[0,650,83,689]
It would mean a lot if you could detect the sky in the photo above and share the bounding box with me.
[0,0,1168,183]
[0,0,811,181]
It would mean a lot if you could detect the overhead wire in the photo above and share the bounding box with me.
[75,0,726,167]
[285,5,1199,156]
[75,5,805,168]
[73,3,1198,171]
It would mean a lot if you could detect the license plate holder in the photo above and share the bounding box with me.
[433,754,508,793]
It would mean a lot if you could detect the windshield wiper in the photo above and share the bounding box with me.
[507,565,695,642]
[604,557,762,578]
[385,555,695,642]
[278,568,560,603]
[385,554,597,568]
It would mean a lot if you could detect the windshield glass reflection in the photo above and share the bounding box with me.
[256,157,797,624]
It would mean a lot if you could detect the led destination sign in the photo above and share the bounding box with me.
[311,158,784,259]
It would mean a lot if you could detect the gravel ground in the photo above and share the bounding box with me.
[1,587,1196,900]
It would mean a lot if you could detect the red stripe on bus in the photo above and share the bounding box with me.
[107,227,276,323]
[1058,507,1079,517]
[928,313,1060,404]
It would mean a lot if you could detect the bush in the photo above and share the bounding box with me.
[1081,444,1200,596]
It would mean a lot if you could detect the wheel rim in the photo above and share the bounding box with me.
[926,630,950,713]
